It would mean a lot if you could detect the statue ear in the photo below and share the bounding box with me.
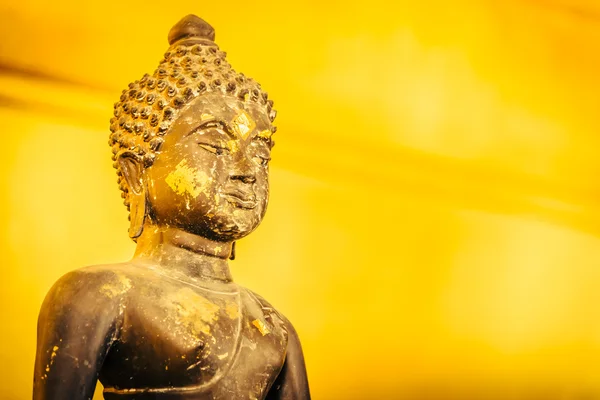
[229,241,236,260]
[117,151,146,239]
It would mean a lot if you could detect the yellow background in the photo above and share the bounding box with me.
[1,1,600,399]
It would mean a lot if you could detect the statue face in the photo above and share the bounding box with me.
[144,93,273,241]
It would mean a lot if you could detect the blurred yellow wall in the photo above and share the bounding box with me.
[2,1,600,399]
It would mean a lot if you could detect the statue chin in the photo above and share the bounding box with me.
[174,210,263,243]
[205,213,263,242]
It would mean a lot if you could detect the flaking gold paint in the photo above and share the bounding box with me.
[165,159,210,199]
[231,110,256,140]
[163,287,221,337]
[227,139,239,153]
[100,272,132,298]
[225,301,239,319]
[258,129,272,140]
[44,345,60,374]
[252,319,270,336]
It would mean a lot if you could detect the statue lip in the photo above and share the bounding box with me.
[222,190,257,209]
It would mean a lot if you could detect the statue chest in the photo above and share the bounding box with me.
[100,284,288,399]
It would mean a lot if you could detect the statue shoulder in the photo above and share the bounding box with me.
[245,288,277,312]
[43,264,134,312]
[35,265,132,392]
[36,264,134,361]
[244,288,293,325]
[244,289,305,352]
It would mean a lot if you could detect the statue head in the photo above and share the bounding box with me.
[109,15,276,244]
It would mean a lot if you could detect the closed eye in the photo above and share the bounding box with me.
[198,143,229,155]
[253,155,271,167]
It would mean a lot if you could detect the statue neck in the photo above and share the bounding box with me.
[132,224,234,284]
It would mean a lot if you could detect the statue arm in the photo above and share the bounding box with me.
[267,318,311,400]
[33,269,123,400]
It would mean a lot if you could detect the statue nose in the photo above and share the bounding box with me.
[229,147,257,184]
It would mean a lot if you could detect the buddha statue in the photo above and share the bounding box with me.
[33,15,310,400]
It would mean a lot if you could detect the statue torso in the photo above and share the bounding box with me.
[96,264,288,400]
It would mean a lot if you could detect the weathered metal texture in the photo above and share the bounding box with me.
[33,15,310,400]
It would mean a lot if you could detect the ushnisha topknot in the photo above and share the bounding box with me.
[109,14,277,213]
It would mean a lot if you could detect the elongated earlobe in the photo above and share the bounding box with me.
[117,151,146,240]
[128,188,146,239]
[229,241,236,260]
